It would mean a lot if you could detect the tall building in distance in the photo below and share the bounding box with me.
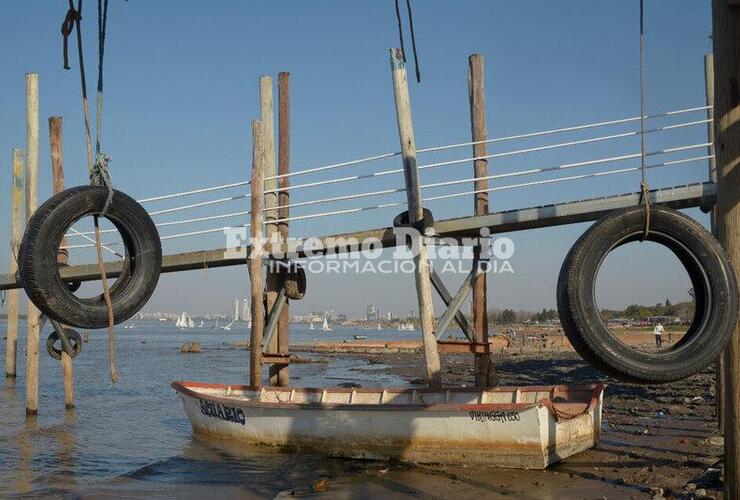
[366,304,377,322]
[233,299,240,321]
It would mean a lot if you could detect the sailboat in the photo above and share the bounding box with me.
[321,316,332,332]
[221,317,236,331]
[309,320,314,330]
[199,320,204,328]
[176,312,195,329]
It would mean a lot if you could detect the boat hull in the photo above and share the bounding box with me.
[173,382,603,469]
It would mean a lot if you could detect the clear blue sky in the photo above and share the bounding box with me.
[0,1,713,317]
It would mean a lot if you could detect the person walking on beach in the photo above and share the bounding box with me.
[654,321,664,348]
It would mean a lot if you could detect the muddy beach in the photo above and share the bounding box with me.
[321,348,724,499]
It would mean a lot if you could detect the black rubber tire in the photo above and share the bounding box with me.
[19,186,162,329]
[57,262,82,293]
[283,264,306,300]
[557,205,739,384]
[46,329,82,360]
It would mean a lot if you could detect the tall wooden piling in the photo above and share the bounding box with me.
[260,76,281,386]
[711,3,740,497]
[390,48,442,387]
[249,120,267,388]
[276,72,291,386]
[49,116,74,410]
[468,54,493,388]
[704,53,724,430]
[25,73,40,416]
[5,148,24,379]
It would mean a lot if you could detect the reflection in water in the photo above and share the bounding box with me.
[0,322,410,496]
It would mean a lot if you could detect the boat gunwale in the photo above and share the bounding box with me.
[172,381,604,414]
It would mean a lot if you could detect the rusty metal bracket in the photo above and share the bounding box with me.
[262,287,288,353]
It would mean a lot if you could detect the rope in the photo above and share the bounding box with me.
[61,3,81,70]
[638,0,650,240]
[63,0,117,383]
[405,0,421,83]
[394,0,406,63]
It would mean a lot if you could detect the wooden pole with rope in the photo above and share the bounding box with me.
[390,48,442,387]
[25,72,41,416]
[49,116,75,410]
[249,120,267,388]
[276,72,291,386]
[711,3,740,497]
[468,53,494,387]
[5,148,24,380]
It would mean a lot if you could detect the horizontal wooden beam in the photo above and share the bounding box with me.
[0,182,715,290]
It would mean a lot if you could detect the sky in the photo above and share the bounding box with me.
[0,1,714,318]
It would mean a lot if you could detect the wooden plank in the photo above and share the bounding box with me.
[468,53,492,387]
[390,47,442,387]
[437,341,490,354]
[429,269,474,341]
[260,75,281,386]
[705,53,724,431]
[0,182,716,291]
[711,4,740,497]
[249,120,267,389]
[276,71,290,386]
[435,266,479,340]
[25,72,40,416]
[49,116,75,410]
[5,148,23,379]
[263,288,287,353]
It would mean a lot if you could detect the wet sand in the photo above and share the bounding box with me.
[328,349,724,499]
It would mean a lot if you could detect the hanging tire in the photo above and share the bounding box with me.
[46,329,83,360]
[557,205,739,384]
[19,186,162,329]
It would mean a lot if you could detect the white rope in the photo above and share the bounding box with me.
[62,154,710,250]
[417,120,711,172]
[424,155,714,203]
[138,180,250,204]
[419,142,712,191]
[68,227,123,257]
[416,106,712,154]
[265,151,402,181]
[149,193,250,217]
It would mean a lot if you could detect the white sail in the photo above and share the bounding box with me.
[309,321,314,330]
[322,317,332,331]
[188,317,195,328]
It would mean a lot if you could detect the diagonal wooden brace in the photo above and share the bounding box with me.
[263,287,288,354]
[430,268,476,342]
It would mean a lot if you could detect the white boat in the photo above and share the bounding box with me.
[176,312,195,329]
[377,324,381,331]
[309,321,314,330]
[221,318,236,331]
[199,320,204,328]
[321,317,332,332]
[172,382,604,468]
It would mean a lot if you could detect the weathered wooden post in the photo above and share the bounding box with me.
[468,53,493,387]
[25,72,40,416]
[249,120,266,388]
[276,71,291,387]
[5,148,24,380]
[704,52,724,431]
[260,76,281,386]
[49,116,74,410]
[390,48,442,387]
[711,3,740,497]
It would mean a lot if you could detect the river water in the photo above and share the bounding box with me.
[0,321,423,497]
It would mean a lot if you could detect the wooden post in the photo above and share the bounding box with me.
[704,53,724,431]
[249,120,266,388]
[711,4,740,498]
[25,72,40,416]
[468,54,493,388]
[276,72,291,387]
[49,116,74,410]
[5,148,24,379]
[389,48,442,387]
[260,76,281,386]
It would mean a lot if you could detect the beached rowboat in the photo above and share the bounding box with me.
[172,382,603,468]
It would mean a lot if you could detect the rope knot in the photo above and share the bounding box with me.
[92,152,115,217]
[61,6,81,70]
